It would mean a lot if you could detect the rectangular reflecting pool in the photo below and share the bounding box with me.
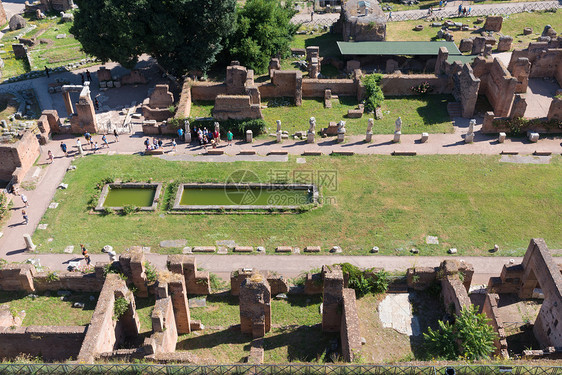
[173,183,318,212]
[95,183,162,211]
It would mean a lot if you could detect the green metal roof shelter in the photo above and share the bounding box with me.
[337,41,462,56]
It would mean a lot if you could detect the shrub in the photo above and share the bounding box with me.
[113,297,129,320]
[423,305,497,360]
[492,117,561,136]
[411,82,433,94]
[144,262,158,284]
[337,263,389,297]
[0,258,7,269]
[121,205,138,215]
[189,118,266,137]
[362,74,384,112]
[46,271,59,283]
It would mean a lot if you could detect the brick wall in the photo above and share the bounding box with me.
[472,57,517,117]
[191,83,227,101]
[0,326,86,361]
[0,131,41,183]
[175,80,192,119]
[143,296,177,355]
[340,288,362,362]
[441,275,472,316]
[482,293,509,358]
[382,74,450,95]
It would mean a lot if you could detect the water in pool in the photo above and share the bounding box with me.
[103,187,156,207]
[179,187,311,206]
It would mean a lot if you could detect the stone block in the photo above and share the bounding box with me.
[421,133,429,143]
[459,38,473,53]
[275,246,292,253]
[192,246,216,253]
[528,132,539,143]
[304,246,321,253]
[234,246,253,253]
[498,132,506,143]
[393,131,401,143]
[246,130,253,143]
[497,35,513,52]
[484,15,503,32]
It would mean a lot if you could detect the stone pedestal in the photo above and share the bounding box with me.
[421,133,429,143]
[528,132,539,143]
[246,130,253,143]
[365,132,373,143]
[24,234,36,251]
[393,131,401,143]
[337,133,345,143]
[498,132,506,143]
[465,133,474,143]
[276,131,282,143]
[307,132,315,144]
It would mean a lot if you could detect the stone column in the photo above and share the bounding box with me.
[24,234,36,251]
[393,131,401,143]
[365,118,374,143]
[246,130,253,143]
[276,132,282,143]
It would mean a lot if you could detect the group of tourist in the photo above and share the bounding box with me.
[144,137,172,151]
[175,126,234,149]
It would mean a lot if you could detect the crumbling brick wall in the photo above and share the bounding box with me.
[482,293,509,358]
[0,264,36,292]
[240,274,271,338]
[77,274,140,363]
[119,247,149,297]
[143,296,178,355]
[340,288,362,362]
[472,57,517,117]
[382,74,449,96]
[0,326,87,361]
[231,269,288,296]
[213,95,262,121]
[0,131,41,183]
[322,266,344,332]
[175,80,192,119]
[142,85,175,122]
[167,255,210,295]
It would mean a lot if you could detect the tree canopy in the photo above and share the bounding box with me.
[71,0,236,75]
[225,0,298,74]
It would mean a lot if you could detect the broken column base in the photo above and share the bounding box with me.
[465,133,474,143]
[393,131,401,143]
[498,132,506,143]
[365,132,373,143]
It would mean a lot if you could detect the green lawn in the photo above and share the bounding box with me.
[0,291,97,326]
[381,0,546,12]
[190,96,454,136]
[262,96,454,135]
[32,154,562,257]
[386,11,562,51]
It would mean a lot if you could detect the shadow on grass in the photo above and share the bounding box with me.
[177,327,251,352]
[205,292,239,306]
[263,325,338,362]
[301,33,342,58]
[283,294,322,308]
[414,95,454,125]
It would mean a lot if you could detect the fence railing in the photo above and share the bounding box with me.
[0,364,559,375]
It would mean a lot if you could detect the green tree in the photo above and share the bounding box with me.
[362,74,384,112]
[423,305,497,360]
[226,0,298,74]
[71,0,236,75]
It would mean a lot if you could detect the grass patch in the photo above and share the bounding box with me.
[383,0,548,12]
[135,296,155,333]
[290,33,342,58]
[32,154,562,256]
[386,11,562,51]
[264,326,338,363]
[259,96,453,135]
[1,13,91,80]
[0,291,97,326]
[177,329,250,364]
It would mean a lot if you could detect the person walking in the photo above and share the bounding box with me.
[21,193,29,207]
[310,11,314,22]
[94,98,100,111]
[60,142,68,157]
[388,11,392,20]
[44,66,50,78]
[102,134,109,148]
[93,142,99,153]
[86,70,92,82]
[81,244,91,265]
[22,210,29,225]
[171,139,177,152]
[177,127,184,142]
[227,130,233,146]
[114,129,119,142]
[47,150,54,164]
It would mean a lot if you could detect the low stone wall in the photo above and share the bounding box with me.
[0,264,35,292]
[213,95,262,121]
[95,183,163,212]
[406,267,437,290]
[191,82,227,101]
[34,270,105,292]
[301,78,357,98]
[175,80,192,119]
[487,263,524,294]
[482,293,509,358]
[381,74,449,95]
[0,326,86,361]
[481,112,562,134]
[340,288,362,362]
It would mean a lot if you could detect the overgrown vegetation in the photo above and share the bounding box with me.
[0,192,7,220]
[144,262,158,284]
[423,305,497,360]
[46,271,59,283]
[492,117,562,136]
[188,118,267,137]
[113,297,129,320]
[362,74,385,112]
[337,263,389,297]
[121,204,139,215]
